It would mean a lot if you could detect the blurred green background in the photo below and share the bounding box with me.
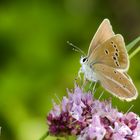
[0,0,140,140]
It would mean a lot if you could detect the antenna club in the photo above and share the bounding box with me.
[67,41,86,55]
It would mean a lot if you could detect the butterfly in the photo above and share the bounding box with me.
[79,19,138,101]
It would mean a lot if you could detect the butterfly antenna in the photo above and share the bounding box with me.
[67,41,86,55]
[72,48,80,53]
[126,104,134,114]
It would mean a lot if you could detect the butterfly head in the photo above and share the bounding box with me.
[80,56,88,65]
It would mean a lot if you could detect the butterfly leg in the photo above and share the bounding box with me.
[82,77,88,90]
[78,68,82,80]
[92,82,97,93]
[89,82,93,89]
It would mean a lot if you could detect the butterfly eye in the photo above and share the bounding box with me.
[83,57,87,63]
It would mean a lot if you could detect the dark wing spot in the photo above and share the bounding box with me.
[119,77,122,80]
[116,49,119,52]
[114,71,117,74]
[111,41,114,44]
[105,49,109,54]
[115,53,119,57]
[123,85,126,88]
[113,56,117,60]
[115,61,120,67]
[113,44,117,48]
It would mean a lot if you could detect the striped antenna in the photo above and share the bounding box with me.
[67,41,86,56]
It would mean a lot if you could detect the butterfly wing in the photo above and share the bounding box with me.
[88,19,115,56]
[93,64,138,101]
[88,34,129,71]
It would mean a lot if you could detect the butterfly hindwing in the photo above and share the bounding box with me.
[88,34,129,71]
[88,19,115,56]
[93,64,138,101]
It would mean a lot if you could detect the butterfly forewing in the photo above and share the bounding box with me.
[88,19,115,56]
[94,64,138,101]
[88,34,129,71]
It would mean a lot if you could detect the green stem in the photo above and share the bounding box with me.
[39,131,49,140]
[126,36,140,52]
[129,46,140,59]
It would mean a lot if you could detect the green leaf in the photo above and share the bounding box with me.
[129,46,140,59]
[126,36,140,52]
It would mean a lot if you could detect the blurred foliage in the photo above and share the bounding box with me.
[0,0,140,140]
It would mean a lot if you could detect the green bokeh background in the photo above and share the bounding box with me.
[0,0,140,140]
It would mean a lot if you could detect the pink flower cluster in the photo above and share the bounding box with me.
[47,86,140,140]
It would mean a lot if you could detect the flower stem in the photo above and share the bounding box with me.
[126,36,140,52]
[39,131,49,140]
[129,46,140,59]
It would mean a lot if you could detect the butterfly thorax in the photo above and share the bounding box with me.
[80,57,98,82]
